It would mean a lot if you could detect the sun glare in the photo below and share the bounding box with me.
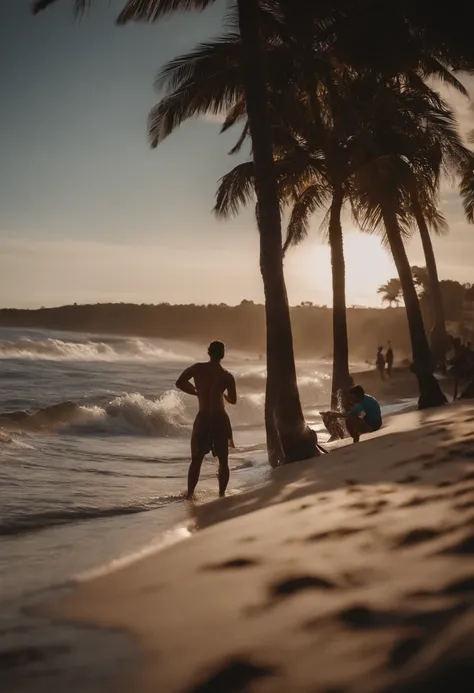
[299,233,396,307]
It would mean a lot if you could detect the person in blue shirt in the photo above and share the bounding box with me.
[322,385,382,443]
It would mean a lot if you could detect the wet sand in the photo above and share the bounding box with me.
[353,366,453,405]
[35,398,474,693]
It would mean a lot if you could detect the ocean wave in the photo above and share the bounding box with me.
[236,367,330,393]
[0,390,191,437]
[0,495,186,537]
[0,427,34,449]
[73,391,190,436]
[0,336,188,362]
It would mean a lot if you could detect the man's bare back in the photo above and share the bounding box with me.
[175,341,236,498]
[177,362,236,413]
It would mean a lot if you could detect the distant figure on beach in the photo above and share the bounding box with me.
[376,346,385,380]
[386,342,394,378]
[322,385,382,443]
[175,341,236,499]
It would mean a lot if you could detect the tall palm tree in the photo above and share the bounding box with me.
[404,141,474,372]
[352,155,448,408]
[33,0,321,465]
[350,71,474,406]
[377,279,402,307]
[213,92,354,410]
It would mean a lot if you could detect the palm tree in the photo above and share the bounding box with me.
[377,279,402,307]
[349,71,474,407]
[33,0,321,465]
[404,143,474,372]
[213,95,354,410]
[353,157,448,408]
[285,178,352,409]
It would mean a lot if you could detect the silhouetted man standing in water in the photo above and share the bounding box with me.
[176,341,237,499]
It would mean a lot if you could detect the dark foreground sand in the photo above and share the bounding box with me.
[32,400,474,693]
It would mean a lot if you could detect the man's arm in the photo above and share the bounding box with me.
[324,410,350,420]
[175,366,198,397]
[224,373,237,405]
[324,403,363,420]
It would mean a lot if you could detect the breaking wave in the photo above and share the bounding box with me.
[0,391,191,437]
[0,336,189,362]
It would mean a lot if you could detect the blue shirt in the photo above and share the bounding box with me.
[349,395,382,430]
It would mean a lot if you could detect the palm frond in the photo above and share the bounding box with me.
[117,0,215,25]
[214,162,255,218]
[149,74,243,147]
[350,153,414,248]
[228,122,250,155]
[422,56,469,97]
[155,35,241,93]
[425,206,449,235]
[317,206,332,242]
[32,0,91,15]
[460,166,474,223]
[221,100,246,133]
[284,185,327,252]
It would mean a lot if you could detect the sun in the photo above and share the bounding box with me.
[287,232,396,307]
[343,234,396,306]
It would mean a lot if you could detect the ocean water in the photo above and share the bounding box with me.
[0,327,335,604]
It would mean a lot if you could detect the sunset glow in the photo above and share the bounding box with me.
[0,2,473,309]
[292,233,396,307]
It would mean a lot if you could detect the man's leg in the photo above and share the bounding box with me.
[187,451,205,499]
[217,451,230,498]
[345,415,372,443]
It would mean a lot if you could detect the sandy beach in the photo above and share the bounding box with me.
[14,395,472,693]
[4,1,474,691]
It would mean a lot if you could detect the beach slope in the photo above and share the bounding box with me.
[47,402,474,693]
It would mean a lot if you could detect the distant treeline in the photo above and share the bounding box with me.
[0,301,416,361]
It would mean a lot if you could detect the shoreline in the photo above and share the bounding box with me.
[12,398,474,693]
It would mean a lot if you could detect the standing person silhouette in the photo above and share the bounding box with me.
[176,341,236,499]
[386,341,394,378]
[376,346,386,380]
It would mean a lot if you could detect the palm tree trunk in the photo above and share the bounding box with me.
[329,188,352,408]
[412,202,448,371]
[237,0,319,463]
[382,208,447,408]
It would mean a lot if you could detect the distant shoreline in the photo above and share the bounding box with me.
[0,302,412,361]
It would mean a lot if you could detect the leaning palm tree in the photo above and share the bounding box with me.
[404,131,474,371]
[352,155,448,408]
[33,0,322,466]
[377,279,402,307]
[350,72,474,407]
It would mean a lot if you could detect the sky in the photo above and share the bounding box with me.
[1,1,474,309]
